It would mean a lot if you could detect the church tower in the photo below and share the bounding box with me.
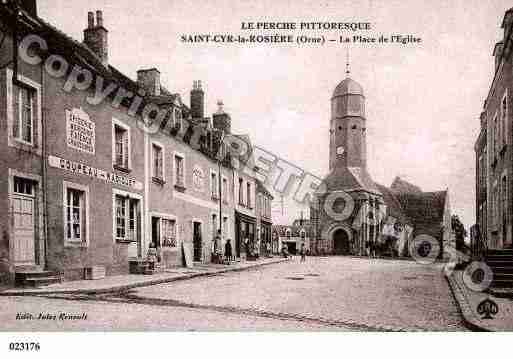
[329,76,366,171]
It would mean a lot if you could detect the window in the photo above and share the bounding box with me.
[493,114,498,156]
[152,143,164,181]
[211,171,218,199]
[174,154,185,187]
[161,219,177,247]
[502,176,507,220]
[113,121,130,169]
[115,195,139,242]
[63,181,89,246]
[247,182,252,208]
[14,177,34,196]
[502,93,508,147]
[222,177,228,203]
[66,188,85,241]
[13,84,35,145]
[238,177,244,205]
[223,216,228,236]
[174,108,182,128]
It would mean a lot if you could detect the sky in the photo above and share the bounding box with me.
[38,0,513,228]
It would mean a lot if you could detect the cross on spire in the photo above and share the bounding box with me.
[346,48,350,76]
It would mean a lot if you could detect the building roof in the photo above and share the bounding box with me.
[374,183,411,225]
[394,190,448,237]
[255,179,274,199]
[390,177,422,194]
[332,77,364,98]
[320,166,381,195]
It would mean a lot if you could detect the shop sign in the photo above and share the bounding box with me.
[48,155,143,190]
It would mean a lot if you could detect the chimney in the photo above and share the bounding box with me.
[19,0,37,17]
[190,80,205,120]
[212,100,231,134]
[137,68,161,96]
[493,41,504,72]
[83,10,109,67]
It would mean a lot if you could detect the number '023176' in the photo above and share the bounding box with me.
[9,342,41,351]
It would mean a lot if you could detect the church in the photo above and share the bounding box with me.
[309,74,452,257]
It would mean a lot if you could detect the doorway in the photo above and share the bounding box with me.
[333,228,350,255]
[12,177,37,265]
[193,221,202,262]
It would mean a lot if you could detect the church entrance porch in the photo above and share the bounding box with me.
[332,228,350,255]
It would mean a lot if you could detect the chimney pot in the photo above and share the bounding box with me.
[137,68,161,96]
[83,10,108,66]
[87,11,94,28]
[96,10,103,27]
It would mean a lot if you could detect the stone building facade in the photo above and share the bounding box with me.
[475,8,513,250]
[0,1,268,284]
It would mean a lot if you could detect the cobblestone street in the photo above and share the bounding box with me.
[1,257,467,331]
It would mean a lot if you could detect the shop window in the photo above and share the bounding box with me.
[63,181,89,246]
[115,195,138,242]
[161,218,177,247]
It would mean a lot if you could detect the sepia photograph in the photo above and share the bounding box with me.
[0,0,512,356]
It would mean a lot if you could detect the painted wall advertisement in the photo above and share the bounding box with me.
[66,108,96,154]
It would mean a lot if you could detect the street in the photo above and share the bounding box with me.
[0,257,467,331]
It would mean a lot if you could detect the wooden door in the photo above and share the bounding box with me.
[12,194,35,264]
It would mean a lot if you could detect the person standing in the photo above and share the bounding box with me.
[300,243,306,262]
[225,239,233,261]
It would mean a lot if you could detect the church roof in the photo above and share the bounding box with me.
[390,177,422,194]
[332,77,364,98]
[375,183,411,225]
[394,190,448,238]
[319,166,381,195]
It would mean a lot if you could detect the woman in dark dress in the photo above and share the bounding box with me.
[225,239,233,261]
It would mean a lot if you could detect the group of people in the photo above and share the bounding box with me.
[281,243,307,262]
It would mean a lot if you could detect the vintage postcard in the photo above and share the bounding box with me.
[0,0,513,354]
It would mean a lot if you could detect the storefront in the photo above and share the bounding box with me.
[235,211,256,258]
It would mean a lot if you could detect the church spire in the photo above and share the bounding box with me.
[345,48,350,77]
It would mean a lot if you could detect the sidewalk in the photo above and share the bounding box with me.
[446,270,513,331]
[0,257,289,296]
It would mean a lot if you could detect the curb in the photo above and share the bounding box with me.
[0,258,288,296]
[444,272,489,332]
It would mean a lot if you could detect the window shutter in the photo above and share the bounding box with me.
[13,86,19,138]
[31,92,37,147]
[123,136,129,168]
